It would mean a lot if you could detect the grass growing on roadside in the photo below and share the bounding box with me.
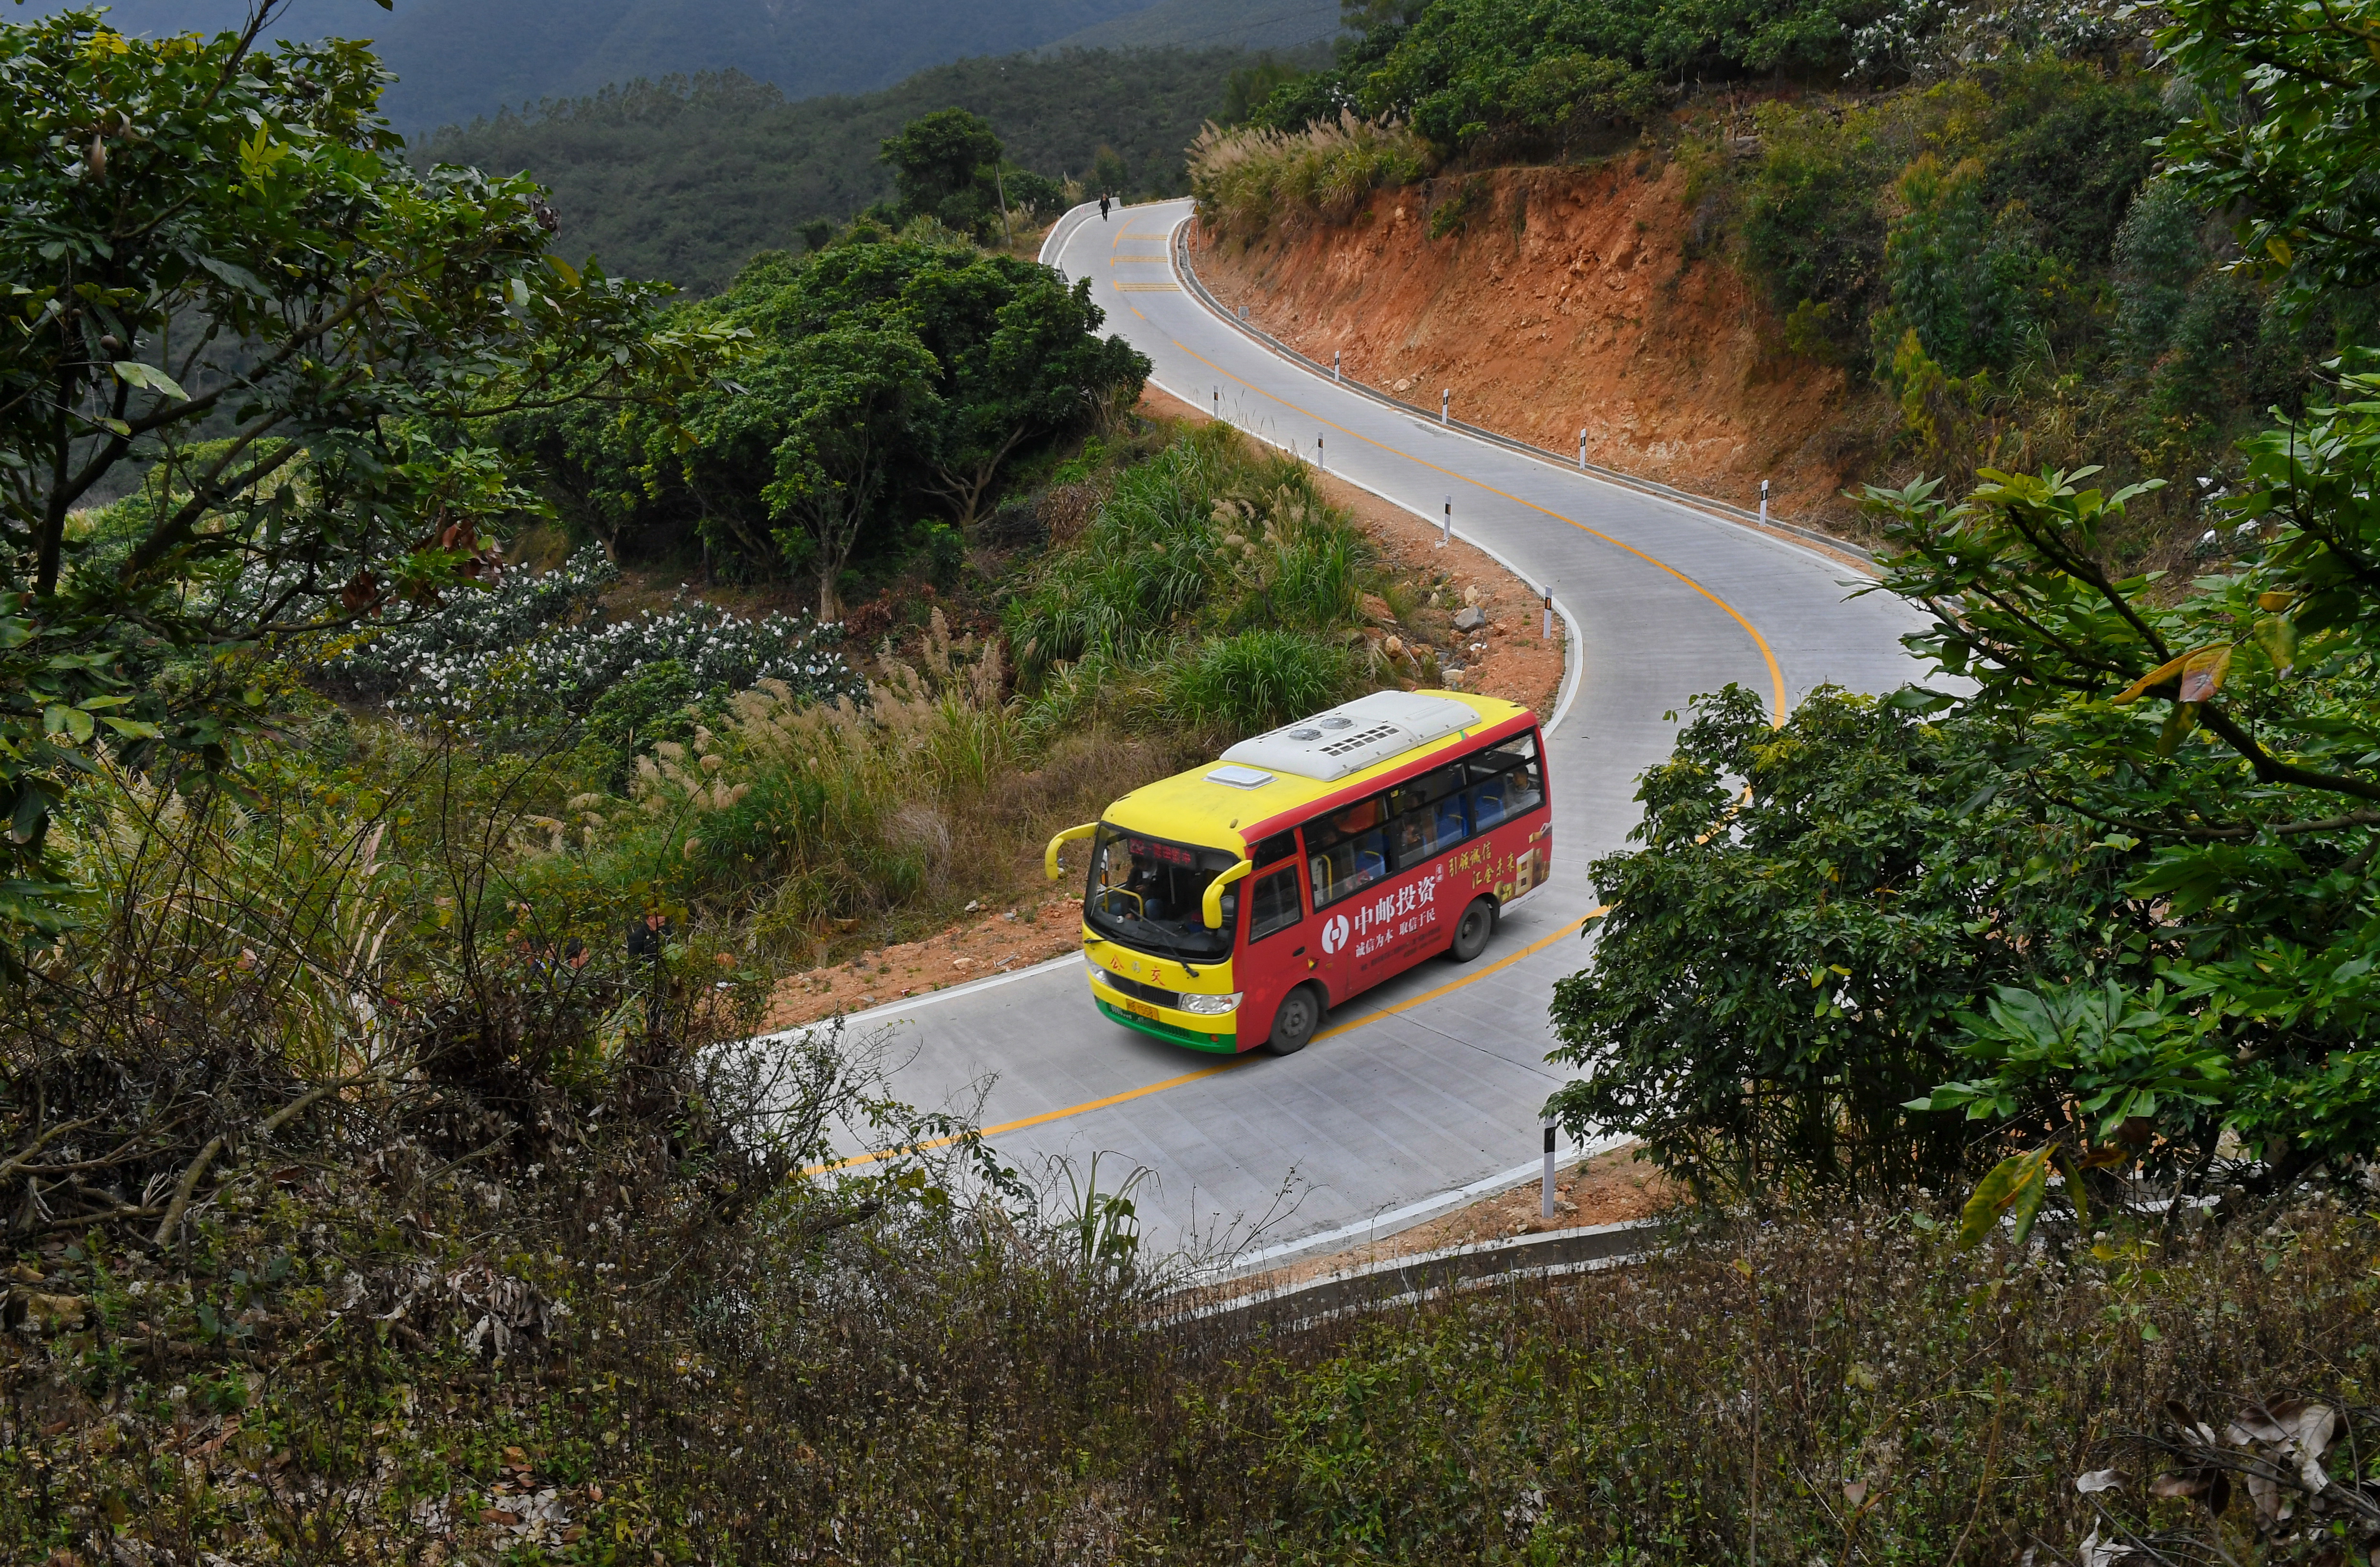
[1189,112,1433,238]
[1005,422,1427,737]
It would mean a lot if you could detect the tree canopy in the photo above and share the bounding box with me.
[1547,0,2380,1220]
[0,4,729,960]
[515,234,1149,616]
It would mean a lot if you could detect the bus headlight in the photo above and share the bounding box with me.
[1175,992,1241,1015]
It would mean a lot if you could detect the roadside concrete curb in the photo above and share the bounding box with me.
[1170,1218,1659,1331]
[1037,201,1102,272]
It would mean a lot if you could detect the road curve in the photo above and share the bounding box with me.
[805,200,1930,1268]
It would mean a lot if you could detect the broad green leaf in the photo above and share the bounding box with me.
[2007,1166,2049,1247]
[2252,615,2295,673]
[112,360,189,400]
[1957,1147,2051,1249]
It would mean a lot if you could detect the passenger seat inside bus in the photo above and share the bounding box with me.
[1471,780,1506,829]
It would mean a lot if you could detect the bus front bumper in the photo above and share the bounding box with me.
[1087,974,1241,1053]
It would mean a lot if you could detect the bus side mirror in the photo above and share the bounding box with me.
[1044,821,1097,881]
[1201,859,1254,929]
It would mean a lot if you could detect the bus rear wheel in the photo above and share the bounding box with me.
[1265,985,1321,1055]
[1448,897,1497,963]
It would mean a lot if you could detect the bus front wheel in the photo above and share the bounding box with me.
[1448,897,1497,963]
[1266,985,1321,1056]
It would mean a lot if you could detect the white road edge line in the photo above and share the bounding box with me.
[1155,206,1878,583]
[747,951,1086,1047]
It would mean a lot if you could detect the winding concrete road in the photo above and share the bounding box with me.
[803,200,1930,1269]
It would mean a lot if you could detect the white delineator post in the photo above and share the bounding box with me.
[1541,1116,1557,1220]
[1441,387,1451,425]
[1578,427,1588,470]
[1441,495,1451,548]
[1542,590,1553,640]
[1334,350,1342,383]
[1316,434,1324,470]
[1760,478,1771,526]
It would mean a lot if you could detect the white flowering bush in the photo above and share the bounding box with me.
[1848,0,2141,80]
[326,544,863,726]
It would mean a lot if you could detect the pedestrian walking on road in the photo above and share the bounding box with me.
[1099,193,1111,221]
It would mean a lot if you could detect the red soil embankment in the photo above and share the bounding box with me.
[1192,161,1871,528]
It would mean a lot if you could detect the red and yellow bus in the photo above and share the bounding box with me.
[1044,690,1550,1055]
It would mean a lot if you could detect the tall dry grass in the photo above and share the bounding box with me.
[1189,111,1433,237]
[581,608,1195,965]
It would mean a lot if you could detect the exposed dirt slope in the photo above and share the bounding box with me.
[1194,162,1877,529]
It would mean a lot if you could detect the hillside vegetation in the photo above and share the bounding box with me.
[426,45,1308,293]
[12,0,1167,131]
[1207,7,2377,556]
[9,0,2380,1563]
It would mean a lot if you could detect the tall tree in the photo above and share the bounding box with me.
[0,3,730,959]
[880,107,1004,227]
[761,324,940,620]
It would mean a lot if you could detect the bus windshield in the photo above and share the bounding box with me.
[1084,824,1240,961]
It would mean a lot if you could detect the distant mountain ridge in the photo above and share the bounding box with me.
[425,45,1302,296]
[1044,0,1342,53]
[16,0,1169,130]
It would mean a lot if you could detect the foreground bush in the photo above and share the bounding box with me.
[8,1137,2372,1565]
[1177,1202,2380,1565]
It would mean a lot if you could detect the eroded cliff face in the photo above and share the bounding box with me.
[1192,161,1875,527]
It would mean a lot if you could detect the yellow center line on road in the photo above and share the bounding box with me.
[1163,332,1789,725]
[805,908,1608,1173]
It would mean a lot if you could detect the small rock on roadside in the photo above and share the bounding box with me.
[1453,606,1487,631]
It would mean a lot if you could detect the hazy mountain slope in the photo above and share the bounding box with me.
[1046,0,1342,52]
[24,0,1164,130]
[425,48,1264,294]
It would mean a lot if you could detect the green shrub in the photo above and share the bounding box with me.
[1006,427,1390,744]
[1547,684,2140,1200]
[1157,629,1364,734]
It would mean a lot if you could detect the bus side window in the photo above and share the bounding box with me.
[1248,863,1302,940]
[1502,734,1545,813]
[1466,735,1543,827]
[1387,764,1468,871]
[1305,796,1389,906]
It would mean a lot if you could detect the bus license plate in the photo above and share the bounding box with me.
[1122,997,1159,1022]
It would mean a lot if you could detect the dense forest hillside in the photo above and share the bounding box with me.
[425,47,1308,293]
[1045,0,1341,52]
[16,0,1165,129]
